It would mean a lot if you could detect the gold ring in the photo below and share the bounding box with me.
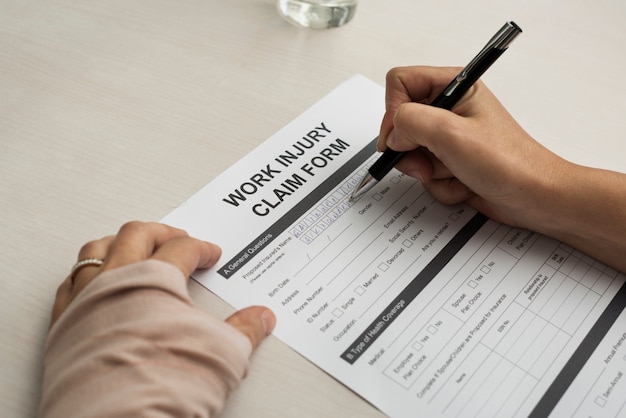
[70,258,105,278]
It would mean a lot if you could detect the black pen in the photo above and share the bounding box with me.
[350,21,522,201]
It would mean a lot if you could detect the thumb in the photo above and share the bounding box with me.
[226,306,276,350]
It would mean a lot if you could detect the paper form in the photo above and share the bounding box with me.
[161,75,626,417]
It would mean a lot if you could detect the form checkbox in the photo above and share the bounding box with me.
[449,213,460,221]
[595,396,607,407]
[390,176,401,184]
[355,286,366,295]
[467,280,478,289]
[379,262,389,272]
[402,239,413,248]
[333,308,344,318]
[427,325,438,334]
[481,265,491,274]
[412,341,423,351]
[373,193,383,201]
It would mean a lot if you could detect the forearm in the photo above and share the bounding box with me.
[380,66,626,272]
[531,162,626,273]
[39,260,252,418]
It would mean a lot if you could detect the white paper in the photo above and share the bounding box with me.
[162,75,626,417]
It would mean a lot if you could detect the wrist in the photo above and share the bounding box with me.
[523,158,579,238]
[527,162,626,271]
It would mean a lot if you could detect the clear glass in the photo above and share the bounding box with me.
[277,0,357,30]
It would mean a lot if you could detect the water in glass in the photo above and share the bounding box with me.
[277,0,357,29]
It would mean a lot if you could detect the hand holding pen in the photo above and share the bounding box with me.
[350,21,522,201]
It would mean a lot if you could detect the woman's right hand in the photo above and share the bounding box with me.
[377,66,569,230]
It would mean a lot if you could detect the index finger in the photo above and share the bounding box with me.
[152,237,222,279]
[379,66,462,150]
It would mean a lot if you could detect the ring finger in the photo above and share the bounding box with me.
[51,235,115,326]
[72,235,115,293]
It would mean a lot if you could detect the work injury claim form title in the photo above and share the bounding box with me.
[163,75,626,418]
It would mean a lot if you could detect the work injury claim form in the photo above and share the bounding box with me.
[162,76,626,418]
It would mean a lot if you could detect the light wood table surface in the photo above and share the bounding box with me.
[2,1,625,416]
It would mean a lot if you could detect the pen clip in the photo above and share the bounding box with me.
[461,21,522,78]
[443,21,522,97]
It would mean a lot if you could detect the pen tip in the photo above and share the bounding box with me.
[350,175,377,202]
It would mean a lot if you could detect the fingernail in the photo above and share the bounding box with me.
[408,170,424,183]
[386,130,397,148]
[376,136,385,152]
[261,310,276,335]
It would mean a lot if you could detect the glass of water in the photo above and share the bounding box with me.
[277,0,357,30]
